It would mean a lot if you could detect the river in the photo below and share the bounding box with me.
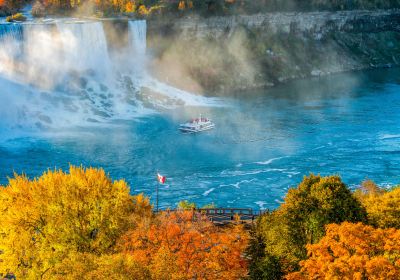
[1,68,400,210]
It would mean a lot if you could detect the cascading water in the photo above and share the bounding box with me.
[0,24,23,75]
[56,22,111,76]
[0,19,217,136]
[128,20,146,57]
[126,20,220,107]
[22,24,66,88]
[0,24,23,41]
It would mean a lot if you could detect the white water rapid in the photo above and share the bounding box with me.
[0,19,217,135]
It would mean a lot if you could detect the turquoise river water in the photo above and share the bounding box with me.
[1,68,400,210]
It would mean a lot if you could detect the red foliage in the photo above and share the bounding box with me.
[119,211,249,279]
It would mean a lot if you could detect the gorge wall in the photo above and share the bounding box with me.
[147,9,400,94]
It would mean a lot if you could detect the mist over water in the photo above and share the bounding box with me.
[0,19,218,135]
[1,62,400,209]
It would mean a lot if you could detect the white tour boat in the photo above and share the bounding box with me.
[179,116,215,133]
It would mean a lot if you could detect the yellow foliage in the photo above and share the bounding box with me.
[148,4,163,14]
[356,185,400,229]
[0,166,141,279]
[0,166,249,279]
[137,4,148,15]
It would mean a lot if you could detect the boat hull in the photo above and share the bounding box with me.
[179,124,215,134]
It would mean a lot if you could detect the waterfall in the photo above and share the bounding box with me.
[0,19,218,132]
[0,24,23,67]
[127,20,220,107]
[0,24,23,41]
[56,22,111,76]
[22,24,62,87]
[128,20,147,56]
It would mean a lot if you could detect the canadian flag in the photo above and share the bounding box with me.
[157,173,166,184]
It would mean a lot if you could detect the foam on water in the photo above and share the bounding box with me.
[219,179,257,189]
[255,201,267,209]
[202,188,215,196]
[0,20,220,133]
[380,134,400,140]
[255,156,287,165]
[142,77,222,107]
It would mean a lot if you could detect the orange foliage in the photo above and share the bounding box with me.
[178,0,185,10]
[286,222,400,280]
[119,211,249,279]
[125,1,135,12]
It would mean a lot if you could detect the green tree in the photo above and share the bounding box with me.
[250,174,367,276]
[202,202,216,208]
[247,228,284,280]
[177,200,196,210]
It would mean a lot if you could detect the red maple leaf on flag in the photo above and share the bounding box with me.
[157,173,166,184]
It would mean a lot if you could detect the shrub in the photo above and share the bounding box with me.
[5,13,26,22]
[177,199,196,210]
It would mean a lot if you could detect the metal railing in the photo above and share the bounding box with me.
[156,208,269,224]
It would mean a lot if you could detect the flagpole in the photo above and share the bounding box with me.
[156,182,159,212]
[156,172,165,213]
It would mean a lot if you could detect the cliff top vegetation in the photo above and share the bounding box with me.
[2,0,400,18]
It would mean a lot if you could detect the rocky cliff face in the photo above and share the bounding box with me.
[147,10,400,94]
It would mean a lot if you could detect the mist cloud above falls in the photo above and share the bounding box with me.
[0,21,141,132]
[148,25,260,95]
[0,19,225,134]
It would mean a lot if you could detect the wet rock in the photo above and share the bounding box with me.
[87,118,100,123]
[91,109,111,118]
[38,115,52,124]
[311,69,324,76]
[79,77,88,88]
[100,84,109,92]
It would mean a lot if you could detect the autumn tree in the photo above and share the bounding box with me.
[286,222,400,280]
[354,181,400,229]
[246,227,283,280]
[125,1,136,12]
[0,166,149,279]
[0,0,28,15]
[177,199,196,209]
[119,210,249,279]
[250,174,367,277]
[178,0,185,10]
